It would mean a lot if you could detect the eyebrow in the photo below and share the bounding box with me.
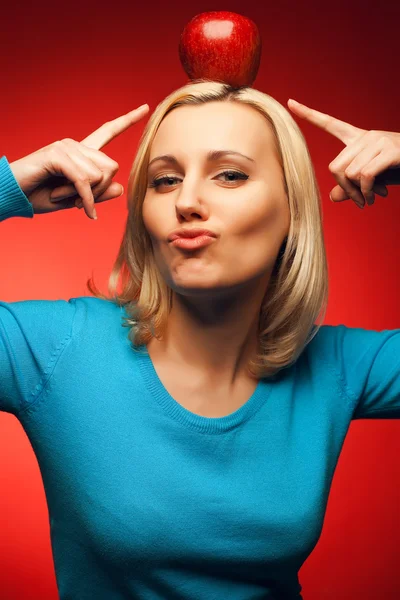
[148,150,255,169]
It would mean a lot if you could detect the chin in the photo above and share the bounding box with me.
[168,275,244,298]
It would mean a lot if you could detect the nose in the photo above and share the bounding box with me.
[174,175,207,217]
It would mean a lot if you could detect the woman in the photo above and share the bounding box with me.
[1,80,399,600]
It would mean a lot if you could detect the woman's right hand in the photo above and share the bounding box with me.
[9,104,149,220]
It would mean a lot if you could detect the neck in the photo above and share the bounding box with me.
[147,273,271,386]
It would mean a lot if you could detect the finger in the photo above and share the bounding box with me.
[74,182,124,209]
[328,132,370,175]
[331,185,374,207]
[360,151,399,205]
[50,183,86,201]
[287,99,365,145]
[50,147,105,201]
[344,145,383,206]
[374,183,389,196]
[329,184,365,208]
[81,104,149,151]
[370,183,389,197]
[52,180,124,203]
[50,143,119,201]
[330,171,365,207]
[345,141,399,205]
[48,148,97,219]
[50,175,112,202]
[329,186,350,203]
[51,174,118,204]
[330,182,388,204]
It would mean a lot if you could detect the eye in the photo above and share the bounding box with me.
[148,175,179,189]
[219,170,249,184]
[148,170,249,189]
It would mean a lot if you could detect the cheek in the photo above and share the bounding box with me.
[222,190,289,268]
[226,188,287,240]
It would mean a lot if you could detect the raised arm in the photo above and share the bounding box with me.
[0,103,149,415]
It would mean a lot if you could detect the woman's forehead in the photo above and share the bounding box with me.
[151,102,275,161]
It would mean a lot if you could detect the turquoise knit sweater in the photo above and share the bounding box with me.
[1,155,399,599]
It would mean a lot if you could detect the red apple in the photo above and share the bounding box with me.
[179,11,262,88]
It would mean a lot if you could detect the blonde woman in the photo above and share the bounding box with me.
[1,81,399,600]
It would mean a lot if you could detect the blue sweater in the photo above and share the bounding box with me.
[1,155,399,600]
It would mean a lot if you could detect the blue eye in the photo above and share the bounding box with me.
[148,170,249,188]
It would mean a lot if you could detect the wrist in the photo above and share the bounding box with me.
[9,156,42,196]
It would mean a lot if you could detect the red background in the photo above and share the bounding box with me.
[1,1,399,598]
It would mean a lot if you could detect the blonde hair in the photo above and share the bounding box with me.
[87,80,328,379]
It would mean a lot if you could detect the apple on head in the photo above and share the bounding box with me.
[179,11,262,88]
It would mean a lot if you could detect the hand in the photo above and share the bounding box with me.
[287,99,400,209]
[9,104,150,220]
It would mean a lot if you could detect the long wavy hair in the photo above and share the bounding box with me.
[87,79,329,379]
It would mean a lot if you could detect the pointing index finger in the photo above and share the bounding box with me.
[287,99,365,145]
[81,104,149,150]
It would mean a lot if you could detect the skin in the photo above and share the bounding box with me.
[142,101,290,389]
[287,99,398,206]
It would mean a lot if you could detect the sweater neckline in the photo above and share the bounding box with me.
[135,346,274,434]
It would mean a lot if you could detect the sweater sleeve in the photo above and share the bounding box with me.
[0,299,77,416]
[0,155,34,221]
[312,324,400,419]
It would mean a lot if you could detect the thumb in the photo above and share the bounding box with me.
[94,182,124,203]
[74,182,124,210]
[330,186,349,203]
[329,182,389,204]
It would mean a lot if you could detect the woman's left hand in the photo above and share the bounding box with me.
[287,99,400,209]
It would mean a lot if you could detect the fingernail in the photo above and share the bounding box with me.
[119,186,124,197]
[329,193,334,202]
[92,208,97,220]
[137,103,149,111]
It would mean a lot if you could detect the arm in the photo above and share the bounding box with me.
[0,105,148,414]
[0,299,77,416]
[0,156,34,222]
[311,324,400,419]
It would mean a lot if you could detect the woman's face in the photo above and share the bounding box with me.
[142,101,290,298]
